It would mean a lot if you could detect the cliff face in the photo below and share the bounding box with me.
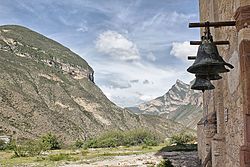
[128,80,203,129]
[0,25,186,142]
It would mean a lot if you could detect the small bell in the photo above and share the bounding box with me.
[191,76,215,91]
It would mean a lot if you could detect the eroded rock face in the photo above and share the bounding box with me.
[137,80,202,114]
[0,30,94,83]
[0,25,187,143]
[128,80,203,129]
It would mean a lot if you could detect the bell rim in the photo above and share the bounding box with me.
[191,85,215,90]
[191,77,216,91]
[195,74,223,81]
[187,64,230,74]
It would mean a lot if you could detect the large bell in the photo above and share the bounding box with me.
[196,73,222,81]
[191,76,215,91]
[187,39,234,75]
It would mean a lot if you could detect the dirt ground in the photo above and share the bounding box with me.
[60,151,200,167]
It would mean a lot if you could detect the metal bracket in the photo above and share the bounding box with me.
[190,41,229,45]
[187,21,236,60]
[188,56,196,60]
[189,21,236,28]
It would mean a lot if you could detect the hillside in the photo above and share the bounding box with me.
[0,25,187,143]
[127,80,203,129]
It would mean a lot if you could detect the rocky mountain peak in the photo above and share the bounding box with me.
[176,79,188,86]
[127,79,203,129]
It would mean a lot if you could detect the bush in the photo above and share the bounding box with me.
[74,139,84,148]
[84,130,124,148]
[170,132,196,145]
[8,140,45,157]
[124,129,160,146]
[157,159,174,167]
[84,129,163,148]
[41,133,61,150]
[0,139,7,150]
[83,139,98,149]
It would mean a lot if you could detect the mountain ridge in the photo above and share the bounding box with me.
[0,25,189,143]
[127,79,203,129]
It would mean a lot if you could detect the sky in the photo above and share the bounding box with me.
[0,0,200,107]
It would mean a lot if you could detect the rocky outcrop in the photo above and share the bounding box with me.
[0,32,94,83]
[127,80,203,129]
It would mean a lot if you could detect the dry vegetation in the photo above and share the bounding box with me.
[0,131,197,167]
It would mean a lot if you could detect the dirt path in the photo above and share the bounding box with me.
[60,151,200,167]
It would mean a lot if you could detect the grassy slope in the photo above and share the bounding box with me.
[0,25,188,143]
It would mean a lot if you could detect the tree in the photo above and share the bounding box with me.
[41,133,61,150]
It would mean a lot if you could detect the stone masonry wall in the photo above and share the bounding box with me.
[198,0,250,166]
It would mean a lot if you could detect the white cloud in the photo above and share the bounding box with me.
[170,41,198,61]
[146,52,156,61]
[76,22,88,32]
[141,11,196,30]
[167,11,196,25]
[77,26,88,33]
[95,30,140,61]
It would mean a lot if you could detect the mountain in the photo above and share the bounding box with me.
[127,80,203,129]
[0,25,188,143]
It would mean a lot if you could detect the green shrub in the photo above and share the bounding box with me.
[83,139,98,149]
[41,133,61,150]
[8,140,45,157]
[84,131,123,148]
[170,132,196,145]
[157,159,174,167]
[0,139,7,150]
[84,129,163,148]
[97,130,124,147]
[124,129,160,146]
[74,139,84,148]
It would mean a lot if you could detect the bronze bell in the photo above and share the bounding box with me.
[196,73,222,81]
[191,76,215,91]
[187,39,234,75]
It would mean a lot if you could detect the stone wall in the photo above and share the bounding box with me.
[198,0,250,166]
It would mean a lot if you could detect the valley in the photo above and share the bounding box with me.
[0,25,189,142]
[0,25,200,167]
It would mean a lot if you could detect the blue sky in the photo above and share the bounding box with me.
[0,0,200,107]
